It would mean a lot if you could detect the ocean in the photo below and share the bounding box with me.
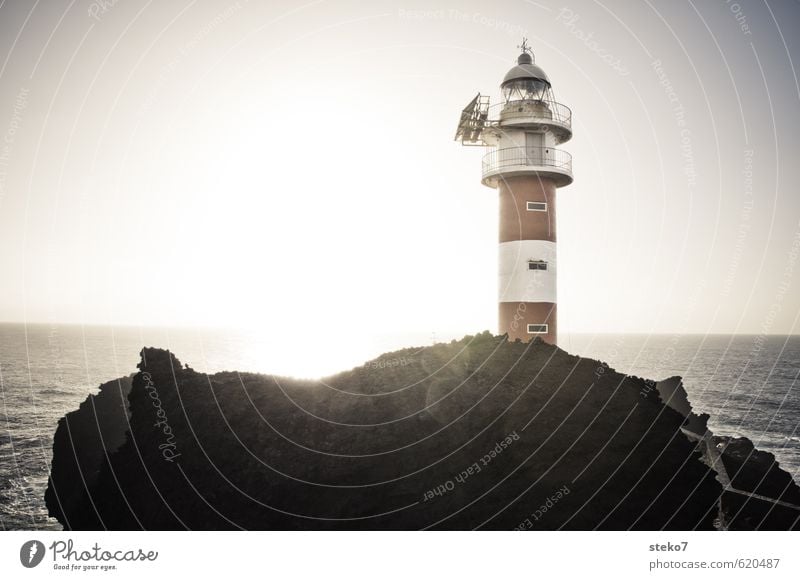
[0,323,798,530]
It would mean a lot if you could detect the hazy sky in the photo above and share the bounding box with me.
[1,0,799,347]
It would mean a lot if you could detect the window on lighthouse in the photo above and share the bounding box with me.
[527,201,547,211]
[527,324,549,334]
[503,79,549,103]
[528,260,548,270]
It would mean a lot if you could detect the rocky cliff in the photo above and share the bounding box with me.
[45,333,800,530]
[44,376,132,528]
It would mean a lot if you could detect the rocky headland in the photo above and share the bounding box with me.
[45,333,800,530]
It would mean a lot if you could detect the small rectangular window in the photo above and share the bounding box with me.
[527,201,547,212]
[527,324,549,334]
[528,260,548,270]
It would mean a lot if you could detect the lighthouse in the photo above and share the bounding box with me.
[455,41,573,344]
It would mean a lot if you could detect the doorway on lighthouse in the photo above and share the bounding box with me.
[525,132,544,166]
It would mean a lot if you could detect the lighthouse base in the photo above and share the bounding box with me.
[499,301,557,344]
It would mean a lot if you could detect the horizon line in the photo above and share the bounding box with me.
[0,320,797,338]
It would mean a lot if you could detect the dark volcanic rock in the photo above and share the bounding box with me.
[45,376,133,529]
[655,375,800,529]
[45,334,799,530]
[714,436,800,530]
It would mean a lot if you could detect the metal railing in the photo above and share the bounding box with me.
[482,146,573,178]
[490,99,572,129]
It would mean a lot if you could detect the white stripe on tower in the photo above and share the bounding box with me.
[498,240,557,303]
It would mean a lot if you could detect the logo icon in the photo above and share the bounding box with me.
[20,540,45,568]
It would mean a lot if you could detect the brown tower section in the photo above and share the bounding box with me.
[498,175,558,343]
[499,301,557,343]
[498,176,557,243]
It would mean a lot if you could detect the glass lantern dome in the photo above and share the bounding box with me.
[500,52,552,103]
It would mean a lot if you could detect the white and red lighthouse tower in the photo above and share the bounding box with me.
[456,41,573,344]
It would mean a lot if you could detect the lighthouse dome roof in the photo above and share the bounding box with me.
[501,52,551,88]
